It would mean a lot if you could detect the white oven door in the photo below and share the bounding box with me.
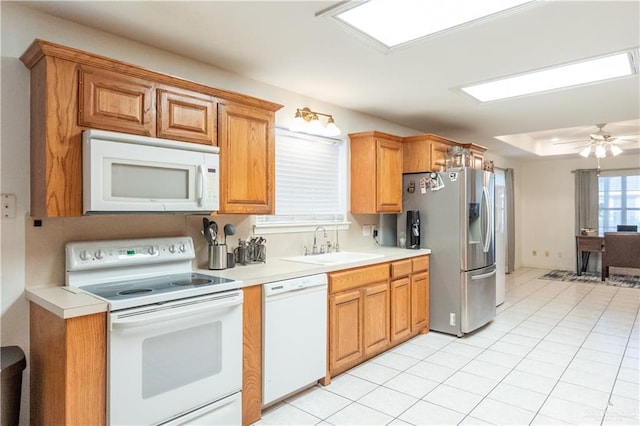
[108,291,242,426]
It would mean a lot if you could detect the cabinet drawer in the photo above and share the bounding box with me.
[330,263,389,294]
[412,256,429,273]
[391,260,412,278]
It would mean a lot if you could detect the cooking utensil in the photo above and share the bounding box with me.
[209,221,218,245]
[223,224,236,245]
[202,217,213,245]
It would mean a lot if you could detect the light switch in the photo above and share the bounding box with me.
[2,194,16,219]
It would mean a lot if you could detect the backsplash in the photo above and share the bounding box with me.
[25,213,381,288]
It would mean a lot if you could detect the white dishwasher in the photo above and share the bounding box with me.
[262,273,327,407]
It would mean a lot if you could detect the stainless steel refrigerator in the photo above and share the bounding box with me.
[398,169,496,336]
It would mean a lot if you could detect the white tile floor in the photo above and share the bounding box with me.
[257,268,640,425]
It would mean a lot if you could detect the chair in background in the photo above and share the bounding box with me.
[617,225,638,232]
[601,232,640,281]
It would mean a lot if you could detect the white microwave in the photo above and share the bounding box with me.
[83,129,219,214]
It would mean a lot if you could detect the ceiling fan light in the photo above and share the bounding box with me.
[579,146,592,158]
[610,144,623,156]
[595,144,606,158]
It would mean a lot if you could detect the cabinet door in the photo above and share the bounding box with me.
[78,67,154,136]
[30,303,106,425]
[157,87,216,145]
[329,289,364,375]
[363,282,390,356]
[402,138,431,173]
[376,139,403,212]
[430,141,450,172]
[471,151,484,169]
[218,102,274,214]
[390,277,412,344]
[411,271,430,333]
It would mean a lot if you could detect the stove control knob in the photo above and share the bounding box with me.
[95,249,106,260]
[79,250,91,261]
[148,246,158,256]
[168,244,176,254]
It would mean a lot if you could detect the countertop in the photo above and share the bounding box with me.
[26,246,431,319]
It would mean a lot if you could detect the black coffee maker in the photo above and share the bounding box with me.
[406,210,421,249]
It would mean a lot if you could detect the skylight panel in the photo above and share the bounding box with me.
[461,51,636,102]
[331,0,534,49]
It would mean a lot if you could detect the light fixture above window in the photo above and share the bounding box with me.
[460,51,637,102]
[290,107,341,137]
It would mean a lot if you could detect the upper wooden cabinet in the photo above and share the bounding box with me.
[79,67,155,136]
[157,86,216,145]
[20,39,282,217]
[461,143,486,170]
[79,69,216,145]
[349,131,403,214]
[403,134,455,173]
[218,101,275,214]
[402,134,487,173]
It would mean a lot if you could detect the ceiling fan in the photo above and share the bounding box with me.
[579,123,623,158]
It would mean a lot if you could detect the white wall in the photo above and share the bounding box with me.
[518,152,639,270]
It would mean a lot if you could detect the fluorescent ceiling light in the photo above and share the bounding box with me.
[461,51,636,102]
[332,0,534,49]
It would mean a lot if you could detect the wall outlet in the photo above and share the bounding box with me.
[449,313,456,326]
[2,194,16,219]
[362,225,371,237]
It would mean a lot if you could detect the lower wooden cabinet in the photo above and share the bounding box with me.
[242,285,263,426]
[328,265,390,378]
[390,276,412,344]
[329,288,364,374]
[391,256,430,340]
[30,303,106,426]
[363,282,390,356]
[411,271,430,332]
[327,256,429,381]
[411,256,430,334]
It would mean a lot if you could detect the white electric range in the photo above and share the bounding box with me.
[66,236,243,426]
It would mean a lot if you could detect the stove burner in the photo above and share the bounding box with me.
[170,278,213,286]
[118,288,153,296]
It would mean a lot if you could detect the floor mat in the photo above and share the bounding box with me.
[540,270,640,288]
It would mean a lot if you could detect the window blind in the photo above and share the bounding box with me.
[255,128,346,227]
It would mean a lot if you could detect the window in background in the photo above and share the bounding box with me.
[254,128,347,233]
[598,172,640,234]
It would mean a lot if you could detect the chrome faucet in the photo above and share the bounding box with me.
[312,226,327,254]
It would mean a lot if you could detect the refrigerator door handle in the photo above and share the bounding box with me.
[481,186,492,253]
[471,269,497,280]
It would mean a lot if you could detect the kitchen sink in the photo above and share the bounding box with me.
[282,251,384,266]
